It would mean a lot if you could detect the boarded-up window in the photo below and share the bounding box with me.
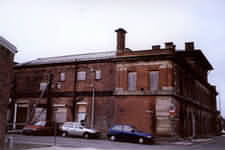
[60,72,66,81]
[149,71,159,90]
[95,70,101,80]
[128,72,136,91]
[77,71,86,80]
[53,108,67,123]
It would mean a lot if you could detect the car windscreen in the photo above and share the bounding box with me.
[34,121,46,126]
[112,125,122,131]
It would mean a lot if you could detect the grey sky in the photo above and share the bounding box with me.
[1,0,225,116]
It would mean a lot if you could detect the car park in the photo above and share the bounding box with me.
[107,124,153,144]
[22,121,54,136]
[59,122,100,139]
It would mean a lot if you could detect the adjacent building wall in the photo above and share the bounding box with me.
[0,39,17,145]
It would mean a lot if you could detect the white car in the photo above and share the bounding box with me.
[59,122,100,139]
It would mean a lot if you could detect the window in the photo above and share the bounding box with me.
[77,71,86,80]
[149,71,159,90]
[128,72,136,91]
[64,122,73,128]
[34,108,46,121]
[112,125,122,131]
[34,121,46,126]
[59,72,66,81]
[123,125,135,132]
[95,70,101,80]
[40,82,48,91]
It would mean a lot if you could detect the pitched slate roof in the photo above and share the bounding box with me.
[17,51,116,67]
[0,36,17,54]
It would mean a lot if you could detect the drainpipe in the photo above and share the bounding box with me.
[91,86,95,128]
[13,104,17,129]
[73,60,78,121]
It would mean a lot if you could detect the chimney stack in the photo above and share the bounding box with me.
[165,42,176,50]
[152,45,161,50]
[115,28,127,51]
[185,42,195,51]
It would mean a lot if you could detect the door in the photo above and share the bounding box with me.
[71,123,83,136]
[122,125,137,141]
[76,104,87,123]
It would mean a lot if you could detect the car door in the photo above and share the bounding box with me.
[122,125,137,142]
[75,124,85,136]
[66,123,76,136]
[109,125,123,139]
[70,123,79,136]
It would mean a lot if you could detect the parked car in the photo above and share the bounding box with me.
[59,122,100,139]
[22,121,54,136]
[107,124,153,144]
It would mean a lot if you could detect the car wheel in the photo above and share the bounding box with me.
[110,135,116,141]
[83,133,90,139]
[138,137,144,144]
[62,132,68,137]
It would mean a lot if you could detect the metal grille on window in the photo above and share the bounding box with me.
[149,71,159,91]
[128,72,136,91]
[77,71,86,80]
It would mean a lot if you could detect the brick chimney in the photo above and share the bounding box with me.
[165,42,176,50]
[185,42,194,51]
[115,28,127,53]
[152,45,161,50]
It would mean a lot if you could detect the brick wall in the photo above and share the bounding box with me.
[115,96,156,134]
[0,46,15,144]
[15,62,115,94]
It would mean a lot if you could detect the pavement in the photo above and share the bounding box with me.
[25,147,102,150]
[171,138,214,145]
[8,129,23,134]
[5,137,214,150]
[6,130,218,150]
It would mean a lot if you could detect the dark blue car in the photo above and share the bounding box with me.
[107,125,153,144]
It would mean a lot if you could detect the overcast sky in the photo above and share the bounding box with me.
[1,0,225,116]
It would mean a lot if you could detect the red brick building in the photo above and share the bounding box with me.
[11,28,217,138]
[0,36,17,145]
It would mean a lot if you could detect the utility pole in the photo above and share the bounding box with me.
[46,73,53,122]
